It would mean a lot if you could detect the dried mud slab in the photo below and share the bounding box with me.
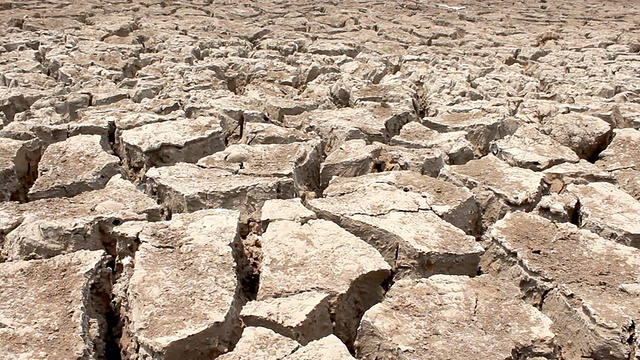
[217,327,300,360]
[482,212,640,359]
[378,145,445,177]
[421,110,518,156]
[246,84,319,123]
[121,209,243,359]
[28,134,122,200]
[284,334,354,360]
[490,124,580,171]
[566,182,640,249]
[322,171,481,236]
[0,250,111,360]
[390,121,474,165]
[145,162,296,224]
[258,219,391,349]
[597,128,640,200]
[260,198,317,228]
[1,101,111,147]
[241,122,313,145]
[240,291,333,345]
[308,177,482,278]
[0,137,41,202]
[440,155,547,231]
[534,192,580,224]
[197,140,323,194]
[543,160,615,188]
[285,107,411,154]
[0,175,161,261]
[320,139,382,189]
[79,109,181,132]
[115,115,230,180]
[356,275,559,359]
[542,113,613,161]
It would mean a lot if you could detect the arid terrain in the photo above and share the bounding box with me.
[1,0,640,359]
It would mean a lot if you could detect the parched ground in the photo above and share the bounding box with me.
[1,0,640,359]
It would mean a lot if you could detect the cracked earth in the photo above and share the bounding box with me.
[1,0,640,359]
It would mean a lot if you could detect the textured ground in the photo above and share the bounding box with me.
[1,0,640,359]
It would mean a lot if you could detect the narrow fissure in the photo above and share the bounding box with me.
[88,262,122,360]
[570,199,581,227]
[236,228,262,302]
[97,225,143,359]
[104,300,123,360]
[536,288,552,311]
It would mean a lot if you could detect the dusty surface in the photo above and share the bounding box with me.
[28,134,122,200]
[567,182,640,248]
[259,218,391,348]
[308,180,483,278]
[240,291,333,345]
[120,210,243,359]
[1,0,640,359]
[0,250,110,360]
[356,275,558,359]
[217,327,300,360]
[0,175,161,261]
[482,212,640,359]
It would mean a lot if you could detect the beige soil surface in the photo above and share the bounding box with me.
[1,0,639,359]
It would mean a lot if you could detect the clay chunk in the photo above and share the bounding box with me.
[597,128,640,200]
[309,172,482,277]
[0,175,162,261]
[320,139,382,189]
[217,327,300,360]
[390,121,474,165]
[115,115,228,180]
[0,138,41,202]
[258,219,391,349]
[440,155,546,231]
[28,134,122,200]
[542,113,613,160]
[145,162,296,224]
[490,124,580,171]
[197,140,322,193]
[482,212,640,359]
[285,335,354,360]
[422,110,515,156]
[122,209,244,359]
[323,171,480,235]
[285,107,410,154]
[240,291,333,345]
[356,275,559,359]
[567,182,640,248]
[0,250,111,360]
